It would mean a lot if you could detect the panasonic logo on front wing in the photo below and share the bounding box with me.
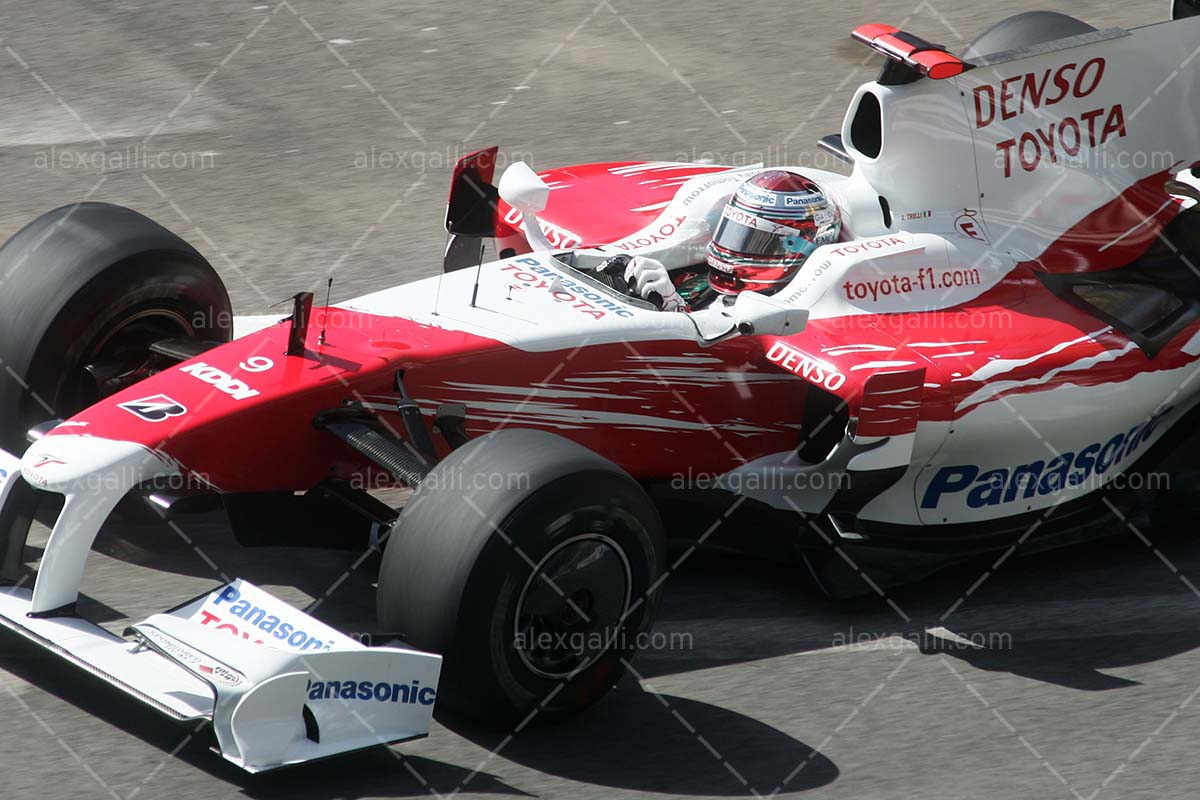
[197,585,334,651]
[921,408,1171,509]
[306,679,436,705]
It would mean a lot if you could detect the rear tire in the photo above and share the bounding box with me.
[377,429,666,726]
[0,203,231,453]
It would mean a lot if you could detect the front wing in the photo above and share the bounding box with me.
[0,449,441,773]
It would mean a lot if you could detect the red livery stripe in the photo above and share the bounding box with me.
[857,369,926,438]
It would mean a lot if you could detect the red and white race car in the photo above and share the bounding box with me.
[1,7,1199,772]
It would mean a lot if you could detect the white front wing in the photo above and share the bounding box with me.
[0,443,441,774]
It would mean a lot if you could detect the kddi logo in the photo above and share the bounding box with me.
[179,362,260,401]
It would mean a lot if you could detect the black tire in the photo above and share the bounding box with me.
[0,202,231,453]
[377,429,666,725]
[962,12,1097,62]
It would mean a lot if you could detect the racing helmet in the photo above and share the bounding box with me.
[706,170,841,294]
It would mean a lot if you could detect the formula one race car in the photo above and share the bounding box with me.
[2,6,1200,773]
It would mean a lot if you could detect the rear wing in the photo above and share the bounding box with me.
[851,23,970,83]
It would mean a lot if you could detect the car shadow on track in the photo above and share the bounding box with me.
[904,517,1200,691]
[8,506,1200,795]
[635,529,1200,695]
[439,684,838,796]
[0,627,833,798]
[0,632,526,798]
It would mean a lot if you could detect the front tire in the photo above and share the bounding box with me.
[0,203,231,452]
[377,429,666,726]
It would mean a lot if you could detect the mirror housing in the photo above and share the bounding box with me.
[498,161,550,215]
[445,146,500,237]
[497,161,553,251]
[732,291,809,337]
[689,292,809,344]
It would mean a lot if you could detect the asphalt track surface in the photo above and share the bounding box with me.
[0,1,1197,798]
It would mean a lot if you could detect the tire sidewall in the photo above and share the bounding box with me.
[26,252,230,395]
[0,217,230,453]
[450,469,663,721]
[376,429,667,725]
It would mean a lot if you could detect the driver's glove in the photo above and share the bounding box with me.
[624,256,686,312]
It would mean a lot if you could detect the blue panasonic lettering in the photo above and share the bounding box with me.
[1120,423,1143,460]
[967,469,1008,508]
[1138,412,1168,446]
[513,257,637,318]
[925,407,1172,508]
[920,465,979,508]
[305,679,436,706]
[1038,453,1072,494]
[1068,442,1101,487]
[1003,460,1044,503]
[215,585,241,606]
[208,584,328,650]
[1095,434,1124,474]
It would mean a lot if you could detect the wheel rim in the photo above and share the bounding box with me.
[57,308,193,414]
[514,532,633,680]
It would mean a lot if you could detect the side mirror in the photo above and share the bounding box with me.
[732,291,809,337]
[498,161,550,215]
[1174,0,1200,18]
[497,161,553,251]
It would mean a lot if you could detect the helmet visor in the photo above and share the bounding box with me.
[710,215,817,260]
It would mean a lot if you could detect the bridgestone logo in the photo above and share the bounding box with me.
[118,394,187,422]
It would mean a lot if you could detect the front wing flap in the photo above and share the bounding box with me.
[0,540,442,773]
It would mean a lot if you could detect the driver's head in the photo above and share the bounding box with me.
[705,170,841,295]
